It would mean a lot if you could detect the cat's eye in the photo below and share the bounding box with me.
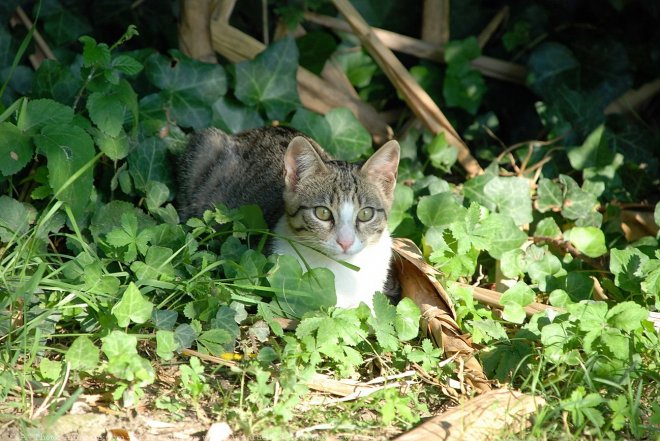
[314,206,332,221]
[357,207,375,222]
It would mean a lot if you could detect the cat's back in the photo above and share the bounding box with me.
[177,126,319,225]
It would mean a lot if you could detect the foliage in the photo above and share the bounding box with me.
[1,0,659,440]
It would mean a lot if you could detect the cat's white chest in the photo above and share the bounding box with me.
[272,219,392,310]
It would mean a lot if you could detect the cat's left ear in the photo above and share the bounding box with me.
[361,140,400,196]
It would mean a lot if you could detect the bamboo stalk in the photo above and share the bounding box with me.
[604,78,660,115]
[178,0,217,63]
[331,0,483,177]
[304,11,527,85]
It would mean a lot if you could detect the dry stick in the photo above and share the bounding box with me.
[421,0,449,46]
[304,12,527,85]
[178,0,217,63]
[331,0,483,177]
[477,6,509,49]
[14,6,56,68]
[604,78,660,115]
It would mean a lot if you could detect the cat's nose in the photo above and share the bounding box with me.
[336,237,354,252]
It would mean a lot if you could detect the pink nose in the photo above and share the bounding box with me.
[337,237,354,252]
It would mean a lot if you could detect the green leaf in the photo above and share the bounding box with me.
[130,246,175,281]
[145,50,227,129]
[152,309,178,330]
[654,202,660,229]
[427,132,458,172]
[324,107,372,161]
[527,42,579,97]
[197,329,233,355]
[536,178,563,213]
[156,330,179,360]
[600,329,629,360]
[534,217,562,239]
[565,227,607,258]
[484,176,533,226]
[111,54,143,75]
[443,37,485,114]
[111,282,154,327]
[610,248,648,293]
[106,211,152,262]
[335,48,378,88]
[567,301,608,332]
[568,125,615,170]
[65,336,100,372]
[290,108,332,148]
[33,60,82,104]
[394,298,421,341]
[0,122,33,176]
[18,98,74,134]
[474,213,527,259]
[606,301,647,332]
[86,91,126,137]
[559,175,599,221]
[471,319,509,344]
[145,181,170,211]
[80,36,110,67]
[500,281,535,323]
[211,97,264,134]
[94,128,129,161]
[39,358,62,381]
[267,254,336,318]
[0,196,34,243]
[368,293,399,352]
[417,193,466,228]
[33,124,95,218]
[127,137,173,191]
[388,185,414,232]
[234,37,299,120]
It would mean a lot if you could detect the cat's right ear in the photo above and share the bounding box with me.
[284,136,327,190]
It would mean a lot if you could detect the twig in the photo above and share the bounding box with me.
[14,6,56,68]
[331,0,483,177]
[477,6,509,48]
[261,0,269,45]
[604,78,660,115]
[304,11,527,85]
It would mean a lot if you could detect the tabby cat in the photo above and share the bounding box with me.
[177,126,400,310]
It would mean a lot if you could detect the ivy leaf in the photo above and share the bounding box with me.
[474,213,527,259]
[211,97,264,134]
[65,336,100,372]
[145,50,227,129]
[145,181,170,211]
[527,42,579,97]
[127,137,173,191]
[101,330,138,359]
[234,37,300,120]
[443,37,485,114]
[394,298,421,341]
[324,107,372,161]
[534,217,562,239]
[152,309,178,330]
[388,185,414,232]
[417,192,466,228]
[33,124,95,219]
[156,330,179,360]
[536,178,563,213]
[267,254,336,318]
[559,175,599,221]
[290,108,333,148]
[568,125,615,170]
[130,246,175,281]
[565,227,607,258]
[500,281,535,323]
[111,282,154,327]
[39,358,62,381]
[33,60,82,104]
[484,176,533,226]
[0,122,33,176]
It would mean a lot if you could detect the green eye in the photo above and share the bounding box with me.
[314,206,332,221]
[357,207,375,222]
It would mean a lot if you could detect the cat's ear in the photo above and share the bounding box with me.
[361,140,400,196]
[284,136,327,190]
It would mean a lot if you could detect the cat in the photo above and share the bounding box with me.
[177,126,400,310]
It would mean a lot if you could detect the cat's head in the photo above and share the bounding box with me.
[282,136,400,258]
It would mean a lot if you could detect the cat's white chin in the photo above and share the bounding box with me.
[272,218,393,311]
